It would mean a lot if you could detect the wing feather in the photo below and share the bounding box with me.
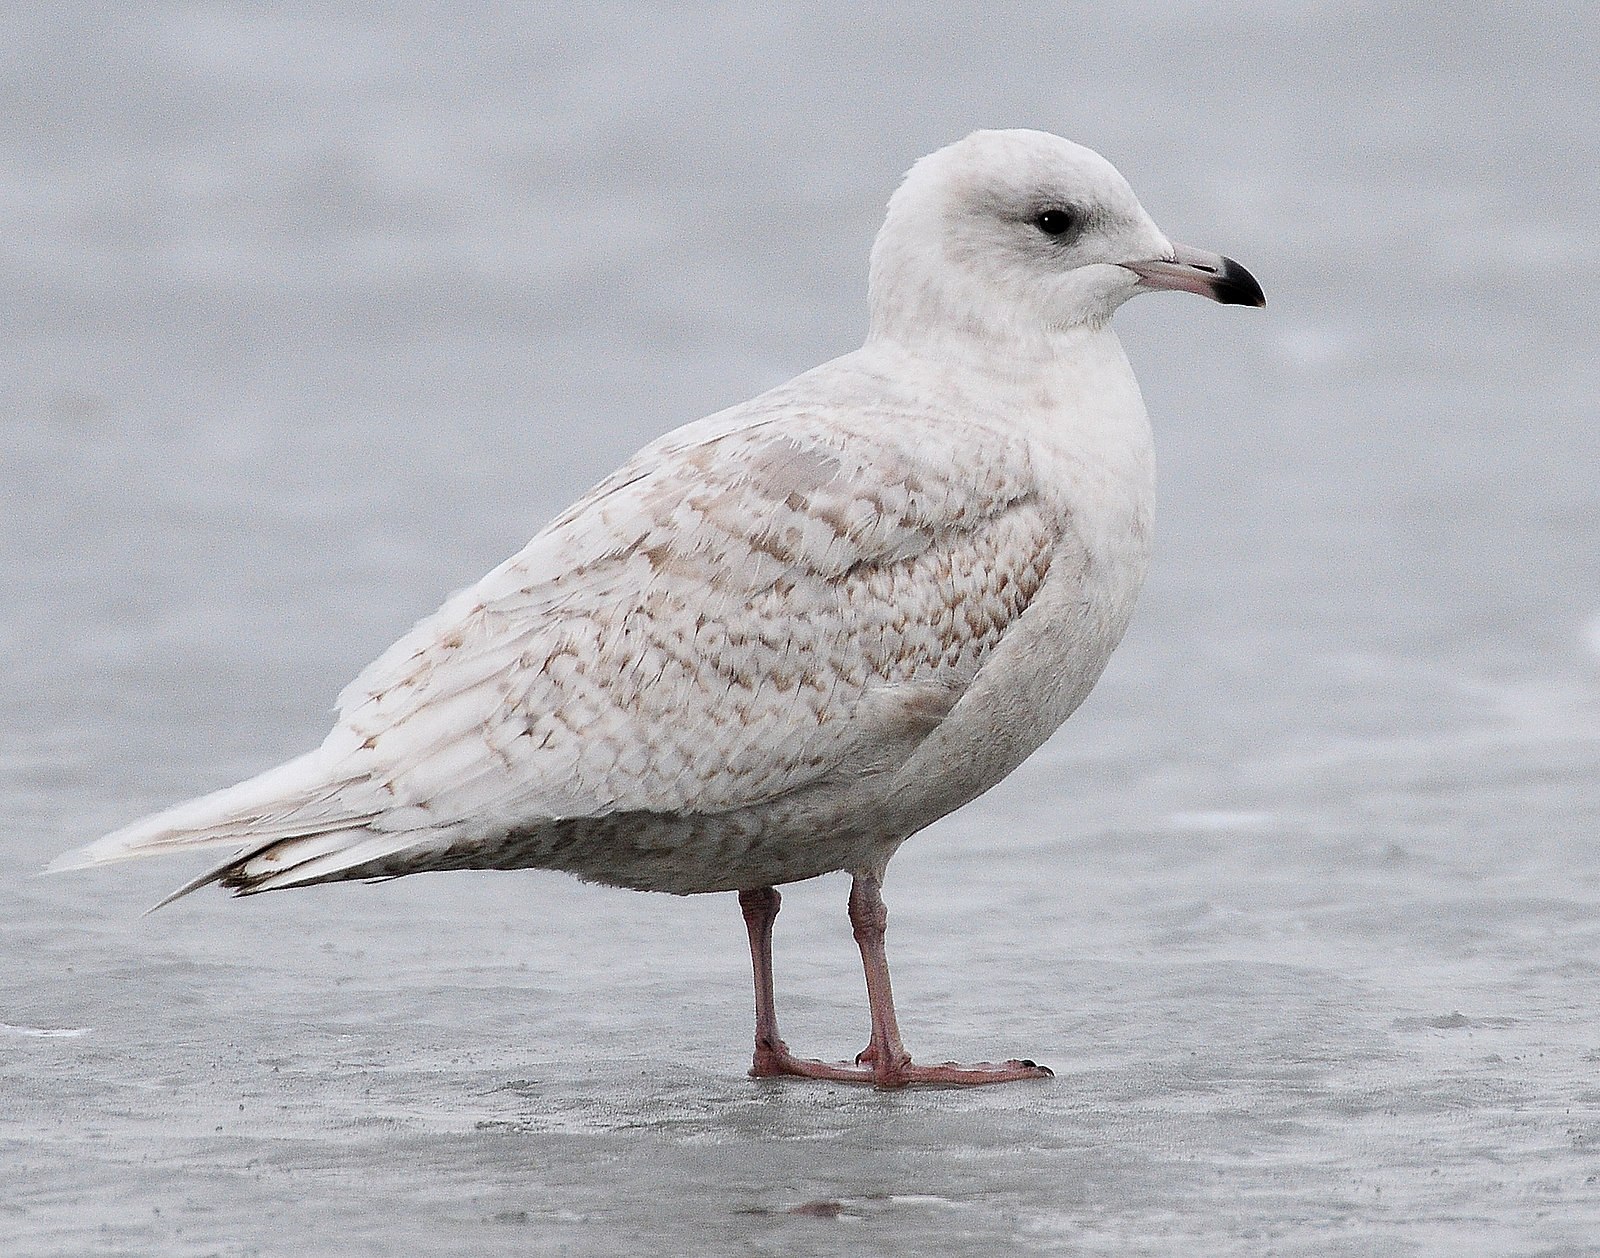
[311,383,1057,837]
[59,359,1067,898]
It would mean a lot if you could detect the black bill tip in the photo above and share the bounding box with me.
[1214,256,1266,308]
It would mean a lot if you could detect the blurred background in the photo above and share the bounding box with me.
[4,4,1599,1255]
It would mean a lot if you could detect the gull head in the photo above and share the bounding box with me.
[867,129,1264,349]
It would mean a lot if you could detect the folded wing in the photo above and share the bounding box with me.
[54,367,1061,899]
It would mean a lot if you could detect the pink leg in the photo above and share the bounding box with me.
[740,885,872,1081]
[739,886,795,1075]
[737,878,1053,1088]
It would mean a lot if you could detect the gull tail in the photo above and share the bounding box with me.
[46,750,436,911]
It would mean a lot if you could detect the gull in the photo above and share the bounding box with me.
[51,129,1264,1087]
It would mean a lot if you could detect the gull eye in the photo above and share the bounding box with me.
[1033,208,1079,237]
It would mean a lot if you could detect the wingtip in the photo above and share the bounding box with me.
[140,887,190,917]
[42,846,100,876]
[140,849,251,915]
[46,832,249,915]
[43,831,156,876]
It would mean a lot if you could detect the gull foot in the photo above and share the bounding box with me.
[751,1039,1052,1088]
[876,1058,1055,1087]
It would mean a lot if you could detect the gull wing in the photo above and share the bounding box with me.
[56,360,1060,895]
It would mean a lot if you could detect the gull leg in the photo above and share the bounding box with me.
[739,885,874,1082]
[740,886,795,1075]
[848,873,1054,1088]
[736,879,1053,1088]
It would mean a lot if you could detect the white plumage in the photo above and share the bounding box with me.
[53,129,1262,1086]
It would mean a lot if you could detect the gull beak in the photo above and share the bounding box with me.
[1123,242,1265,307]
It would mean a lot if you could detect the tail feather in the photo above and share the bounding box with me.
[221,830,438,896]
[120,825,435,914]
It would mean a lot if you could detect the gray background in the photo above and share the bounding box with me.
[5,3,1600,1255]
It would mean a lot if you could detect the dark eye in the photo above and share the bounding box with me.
[1034,208,1078,237]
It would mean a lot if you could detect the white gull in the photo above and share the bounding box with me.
[52,129,1264,1087]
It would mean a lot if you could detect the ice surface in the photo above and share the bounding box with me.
[4,4,1600,1255]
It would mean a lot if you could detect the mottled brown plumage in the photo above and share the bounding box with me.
[54,129,1262,1086]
